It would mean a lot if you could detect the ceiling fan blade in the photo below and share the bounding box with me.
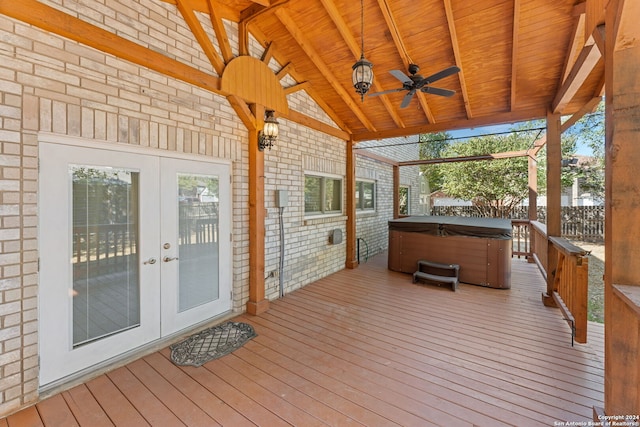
[400,90,416,108]
[368,88,405,97]
[389,69,412,85]
[422,86,456,97]
[422,66,461,84]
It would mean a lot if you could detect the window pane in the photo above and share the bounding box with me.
[71,166,140,347]
[363,182,375,209]
[305,176,322,213]
[177,174,219,312]
[355,182,362,210]
[399,186,409,215]
[325,178,342,212]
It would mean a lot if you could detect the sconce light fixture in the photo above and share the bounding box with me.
[258,110,279,151]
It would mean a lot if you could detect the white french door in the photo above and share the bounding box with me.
[38,139,231,386]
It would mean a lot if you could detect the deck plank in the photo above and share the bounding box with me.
[35,394,79,427]
[61,385,114,427]
[1,253,605,426]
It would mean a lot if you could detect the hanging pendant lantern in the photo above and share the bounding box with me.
[352,0,373,102]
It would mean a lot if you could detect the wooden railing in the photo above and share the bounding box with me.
[512,219,589,344]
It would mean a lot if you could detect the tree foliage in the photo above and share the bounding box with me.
[418,121,584,218]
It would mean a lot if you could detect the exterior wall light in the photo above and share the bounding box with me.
[258,110,279,151]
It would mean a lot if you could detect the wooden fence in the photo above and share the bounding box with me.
[430,205,604,242]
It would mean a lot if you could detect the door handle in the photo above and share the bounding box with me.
[143,258,157,265]
[163,256,179,262]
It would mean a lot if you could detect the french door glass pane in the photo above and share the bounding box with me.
[177,174,220,312]
[71,166,140,347]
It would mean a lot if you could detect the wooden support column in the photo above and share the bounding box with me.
[393,165,400,219]
[345,139,358,269]
[543,111,562,307]
[528,156,538,221]
[246,104,269,315]
[604,0,640,415]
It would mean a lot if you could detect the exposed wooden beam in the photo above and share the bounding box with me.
[274,8,376,131]
[176,0,225,75]
[276,62,294,80]
[227,95,257,131]
[376,0,435,123]
[353,107,548,142]
[284,110,350,141]
[261,42,275,64]
[160,0,239,21]
[319,0,406,129]
[562,9,586,83]
[283,82,310,96]
[552,26,603,113]
[510,0,521,111]
[443,0,472,118]
[207,0,234,63]
[354,149,399,166]
[398,150,529,167]
[0,0,222,95]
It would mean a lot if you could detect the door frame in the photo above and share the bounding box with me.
[37,133,233,388]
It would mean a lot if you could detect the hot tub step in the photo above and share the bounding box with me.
[413,260,460,291]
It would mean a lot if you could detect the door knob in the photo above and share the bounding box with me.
[163,256,179,262]
[143,258,157,265]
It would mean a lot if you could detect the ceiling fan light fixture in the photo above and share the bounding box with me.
[352,54,374,101]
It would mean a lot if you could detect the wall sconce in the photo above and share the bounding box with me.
[258,110,279,151]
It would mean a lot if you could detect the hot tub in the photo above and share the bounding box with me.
[388,216,512,289]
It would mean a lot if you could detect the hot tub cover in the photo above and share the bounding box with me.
[388,216,512,240]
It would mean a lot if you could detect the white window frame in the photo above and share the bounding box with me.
[304,172,344,218]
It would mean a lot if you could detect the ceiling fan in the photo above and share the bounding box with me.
[369,64,461,108]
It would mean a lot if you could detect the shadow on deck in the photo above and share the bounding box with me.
[3,252,604,426]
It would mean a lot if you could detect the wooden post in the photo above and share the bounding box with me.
[604,0,640,415]
[345,139,358,269]
[393,165,400,219]
[246,104,269,315]
[543,111,562,307]
[527,155,538,262]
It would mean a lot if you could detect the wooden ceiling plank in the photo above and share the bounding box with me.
[376,0,435,123]
[319,0,405,128]
[207,0,234,63]
[443,0,473,118]
[510,0,521,111]
[0,0,222,94]
[176,0,225,75]
[274,8,376,131]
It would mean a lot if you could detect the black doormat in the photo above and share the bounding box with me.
[170,321,256,367]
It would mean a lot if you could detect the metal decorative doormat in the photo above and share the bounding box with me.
[170,321,257,367]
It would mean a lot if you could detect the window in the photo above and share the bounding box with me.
[356,180,375,211]
[399,185,410,215]
[305,174,342,215]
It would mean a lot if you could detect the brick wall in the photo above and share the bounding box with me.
[0,0,355,415]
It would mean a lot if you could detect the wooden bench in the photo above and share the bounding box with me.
[413,259,460,291]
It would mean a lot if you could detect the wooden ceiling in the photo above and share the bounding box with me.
[169,0,604,142]
[1,0,605,143]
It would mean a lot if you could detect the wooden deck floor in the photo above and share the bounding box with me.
[3,253,604,426]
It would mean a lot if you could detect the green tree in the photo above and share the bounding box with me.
[418,131,451,192]
[438,133,536,217]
